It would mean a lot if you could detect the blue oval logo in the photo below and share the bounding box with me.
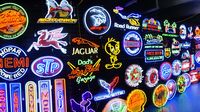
[31,56,63,78]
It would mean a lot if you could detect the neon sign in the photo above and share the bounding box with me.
[125,64,143,87]
[127,89,147,112]
[179,24,187,39]
[37,0,77,23]
[142,18,162,32]
[172,60,181,76]
[0,45,29,81]
[103,98,127,112]
[182,60,190,72]
[162,20,178,37]
[181,50,190,59]
[189,70,199,83]
[187,26,193,39]
[54,79,67,112]
[165,79,177,100]
[0,83,8,112]
[159,62,172,80]
[94,76,125,101]
[190,54,195,70]
[27,27,68,54]
[105,38,122,69]
[123,31,143,56]
[25,81,37,112]
[145,68,159,87]
[152,84,168,108]
[10,83,22,112]
[72,37,99,55]
[177,75,187,93]
[194,26,200,41]
[195,51,200,64]
[164,48,171,58]
[183,73,191,88]
[38,80,53,112]
[0,3,28,39]
[171,38,181,56]
[181,42,191,49]
[70,91,95,112]
[144,49,164,63]
[72,37,100,48]
[113,6,141,30]
[84,6,111,35]
[144,34,163,45]
[67,59,101,84]
[31,56,63,78]
[78,59,93,66]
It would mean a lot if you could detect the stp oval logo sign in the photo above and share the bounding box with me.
[31,56,63,78]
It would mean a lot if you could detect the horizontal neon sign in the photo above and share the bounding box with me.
[144,50,164,63]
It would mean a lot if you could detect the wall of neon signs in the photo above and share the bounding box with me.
[0,0,199,111]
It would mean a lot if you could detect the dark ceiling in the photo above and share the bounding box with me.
[116,0,200,23]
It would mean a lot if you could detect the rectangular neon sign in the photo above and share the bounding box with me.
[38,80,53,112]
[0,83,8,112]
[10,83,22,112]
[54,79,67,112]
[25,81,37,112]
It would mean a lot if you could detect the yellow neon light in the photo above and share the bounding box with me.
[105,38,122,69]
[126,89,147,112]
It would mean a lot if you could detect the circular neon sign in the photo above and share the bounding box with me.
[102,98,127,112]
[172,60,182,76]
[0,3,29,39]
[83,6,111,35]
[177,75,187,93]
[160,62,172,80]
[145,68,159,87]
[182,73,191,88]
[125,64,143,87]
[152,84,168,108]
[165,79,177,100]
[123,31,143,56]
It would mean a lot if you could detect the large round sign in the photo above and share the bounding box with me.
[172,60,182,76]
[165,79,177,100]
[152,84,168,108]
[145,68,159,87]
[127,89,147,112]
[125,64,143,87]
[83,6,111,35]
[177,75,187,93]
[160,62,172,80]
[102,98,127,112]
[0,45,29,81]
[0,3,29,39]
[123,31,143,56]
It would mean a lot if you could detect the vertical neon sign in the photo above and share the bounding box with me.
[54,79,67,112]
[25,81,37,112]
[38,80,53,112]
[10,83,22,112]
[0,83,8,112]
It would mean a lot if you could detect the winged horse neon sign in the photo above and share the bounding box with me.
[27,27,68,54]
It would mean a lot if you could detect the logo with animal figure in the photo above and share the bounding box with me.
[84,6,111,35]
[105,38,122,69]
[70,91,95,112]
[27,27,68,54]
[113,6,141,30]
[38,0,77,23]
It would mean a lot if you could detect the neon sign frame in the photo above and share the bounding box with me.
[0,83,8,112]
[10,83,22,112]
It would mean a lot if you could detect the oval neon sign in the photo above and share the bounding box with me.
[31,56,63,78]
